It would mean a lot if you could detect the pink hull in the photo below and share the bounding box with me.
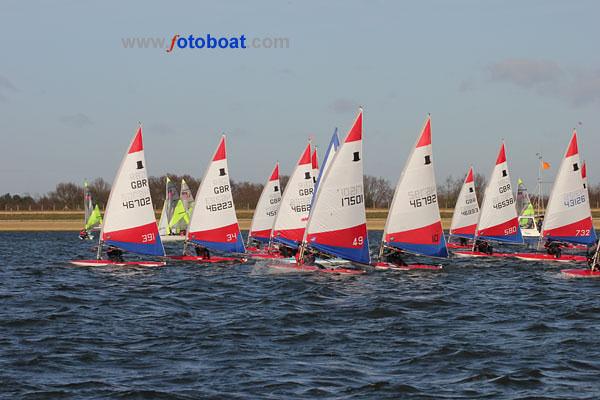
[166,255,247,263]
[512,253,587,263]
[452,250,512,258]
[561,269,600,277]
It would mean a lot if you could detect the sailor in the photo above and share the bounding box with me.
[106,246,124,262]
[302,250,316,266]
[79,229,89,240]
[474,239,493,255]
[384,248,407,267]
[536,216,544,233]
[459,237,468,246]
[544,240,562,259]
[195,245,210,259]
[587,240,599,271]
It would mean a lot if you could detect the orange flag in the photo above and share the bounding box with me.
[542,161,551,170]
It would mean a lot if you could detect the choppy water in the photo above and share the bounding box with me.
[1,231,600,399]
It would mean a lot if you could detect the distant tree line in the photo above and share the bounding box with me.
[3,173,599,212]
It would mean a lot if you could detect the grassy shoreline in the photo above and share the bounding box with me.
[1,210,600,231]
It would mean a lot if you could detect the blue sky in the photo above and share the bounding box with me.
[1,0,599,196]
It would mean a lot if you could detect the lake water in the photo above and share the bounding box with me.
[1,231,599,399]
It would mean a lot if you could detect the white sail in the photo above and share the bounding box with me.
[100,126,164,256]
[541,131,595,245]
[382,116,447,257]
[248,163,282,243]
[304,109,370,264]
[475,142,522,244]
[271,143,314,248]
[186,135,245,253]
[449,167,479,238]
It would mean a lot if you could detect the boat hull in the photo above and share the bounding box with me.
[166,255,247,264]
[160,235,186,242]
[452,250,512,258]
[70,260,166,267]
[561,269,600,278]
[266,263,365,275]
[372,262,442,271]
[511,253,587,262]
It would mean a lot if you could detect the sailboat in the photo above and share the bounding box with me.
[158,176,185,242]
[169,135,246,264]
[447,167,479,248]
[247,162,282,251]
[168,179,194,235]
[167,178,195,238]
[180,178,195,215]
[81,179,103,240]
[268,109,367,274]
[514,131,595,263]
[453,142,523,258]
[516,178,540,238]
[376,115,446,270]
[71,126,166,266]
[270,142,314,251]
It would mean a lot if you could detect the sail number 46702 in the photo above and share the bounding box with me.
[123,196,151,209]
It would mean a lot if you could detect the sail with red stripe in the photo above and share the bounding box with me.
[248,163,282,243]
[382,116,448,257]
[311,147,319,184]
[271,142,314,248]
[187,135,245,252]
[541,131,595,245]
[449,167,480,239]
[101,126,164,256]
[475,142,523,243]
[304,109,370,264]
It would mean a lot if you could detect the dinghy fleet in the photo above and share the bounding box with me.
[71,110,600,277]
